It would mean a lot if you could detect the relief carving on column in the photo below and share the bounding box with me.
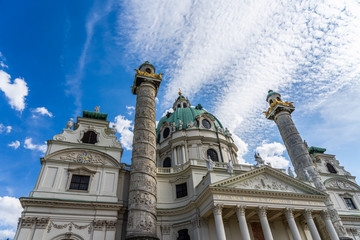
[320,210,330,220]
[129,174,156,193]
[236,205,247,216]
[127,214,155,233]
[213,204,224,215]
[257,206,268,217]
[128,191,156,212]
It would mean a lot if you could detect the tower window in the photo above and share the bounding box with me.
[176,183,188,198]
[183,103,187,108]
[326,163,337,174]
[207,149,219,162]
[344,198,356,209]
[269,99,273,104]
[177,229,190,240]
[163,127,170,139]
[81,131,97,144]
[202,119,211,129]
[277,97,281,101]
[145,68,151,73]
[178,104,181,108]
[69,175,90,191]
[163,157,171,168]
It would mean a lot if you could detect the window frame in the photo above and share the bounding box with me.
[344,197,357,209]
[163,157,172,168]
[176,182,188,199]
[69,174,90,191]
[80,130,98,144]
[66,167,96,193]
[207,148,219,162]
[326,163,337,174]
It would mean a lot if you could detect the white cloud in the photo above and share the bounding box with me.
[32,107,53,117]
[231,134,249,164]
[0,70,28,111]
[24,138,47,153]
[126,105,135,115]
[112,115,134,150]
[255,141,289,169]
[66,0,115,114]
[0,196,22,240]
[120,0,360,156]
[0,124,12,134]
[0,52,8,69]
[8,140,20,149]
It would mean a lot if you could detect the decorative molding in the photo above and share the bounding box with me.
[47,220,92,234]
[161,225,171,235]
[20,197,124,210]
[236,205,246,216]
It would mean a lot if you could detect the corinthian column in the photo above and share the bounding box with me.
[258,206,273,240]
[284,208,301,240]
[236,205,250,240]
[321,210,340,240]
[126,62,162,240]
[304,209,321,240]
[213,204,226,240]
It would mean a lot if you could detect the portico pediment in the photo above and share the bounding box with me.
[211,166,326,196]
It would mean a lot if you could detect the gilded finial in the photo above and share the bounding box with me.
[179,88,182,95]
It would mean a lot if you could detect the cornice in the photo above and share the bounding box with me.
[20,197,124,210]
[209,187,327,201]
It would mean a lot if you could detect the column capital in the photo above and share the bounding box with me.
[321,210,330,219]
[258,206,268,217]
[304,209,313,218]
[236,205,247,216]
[213,204,224,215]
[284,208,294,218]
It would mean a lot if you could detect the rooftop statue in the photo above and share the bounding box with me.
[254,152,265,167]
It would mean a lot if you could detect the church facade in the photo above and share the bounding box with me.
[14,63,360,240]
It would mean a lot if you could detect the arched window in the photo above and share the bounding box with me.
[202,119,211,129]
[81,131,97,144]
[183,103,187,108]
[145,68,151,73]
[163,157,171,168]
[326,163,337,173]
[269,99,273,104]
[277,97,281,101]
[177,104,181,108]
[177,229,190,240]
[207,149,219,162]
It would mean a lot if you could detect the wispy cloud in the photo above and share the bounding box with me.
[0,70,28,112]
[32,107,53,118]
[126,105,135,115]
[120,1,360,159]
[8,140,20,150]
[112,115,133,150]
[0,52,8,69]
[24,138,47,153]
[0,124,12,134]
[66,0,115,114]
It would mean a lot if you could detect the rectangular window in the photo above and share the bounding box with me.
[69,175,90,191]
[176,183,188,198]
[344,198,356,209]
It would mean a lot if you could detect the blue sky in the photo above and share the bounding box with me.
[1,0,360,238]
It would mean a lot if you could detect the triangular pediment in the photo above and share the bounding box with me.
[211,166,326,196]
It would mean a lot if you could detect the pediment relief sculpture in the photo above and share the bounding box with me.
[325,178,360,191]
[226,173,307,194]
[46,149,120,167]
[211,167,325,195]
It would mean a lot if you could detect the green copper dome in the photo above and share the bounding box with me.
[156,106,224,142]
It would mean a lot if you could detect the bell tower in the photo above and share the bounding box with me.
[126,61,162,240]
[264,90,350,239]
